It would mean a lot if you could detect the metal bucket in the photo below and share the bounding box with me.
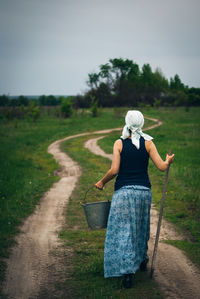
[81,187,111,230]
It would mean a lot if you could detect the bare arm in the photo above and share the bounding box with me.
[95,139,122,190]
[145,140,175,171]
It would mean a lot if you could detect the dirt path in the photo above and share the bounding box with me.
[2,129,121,299]
[2,133,83,299]
[2,119,200,299]
[85,131,200,299]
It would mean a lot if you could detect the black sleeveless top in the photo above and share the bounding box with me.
[114,137,151,191]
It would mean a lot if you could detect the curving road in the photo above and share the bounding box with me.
[3,119,200,299]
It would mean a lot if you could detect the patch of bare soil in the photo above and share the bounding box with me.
[84,124,200,299]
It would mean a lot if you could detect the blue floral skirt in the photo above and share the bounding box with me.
[104,185,152,278]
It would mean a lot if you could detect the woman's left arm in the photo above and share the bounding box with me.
[95,139,122,190]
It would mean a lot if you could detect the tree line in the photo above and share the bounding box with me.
[76,58,200,108]
[1,58,199,109]
[0,95,76,122]
[0,95,64,107]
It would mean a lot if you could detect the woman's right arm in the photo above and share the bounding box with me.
[94,139,122,190]
[145,140,175,171]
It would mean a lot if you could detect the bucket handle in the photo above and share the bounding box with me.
[82,185,110,204]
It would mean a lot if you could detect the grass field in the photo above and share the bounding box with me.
[59,107,200,297]
[98,107,200,265]
[0,107,199,298]
[0,109,125,296]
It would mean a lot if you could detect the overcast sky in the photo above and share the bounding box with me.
[0,0,199,96]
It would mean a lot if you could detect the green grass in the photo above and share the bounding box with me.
[98,107,200,267]
[60,134,163,298]
[0,110,126,252]
[1,106,199,297]
[0,109,126,296]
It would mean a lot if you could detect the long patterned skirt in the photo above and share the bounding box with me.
[104,185,152,278]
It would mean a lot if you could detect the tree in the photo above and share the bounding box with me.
[18,95,29,106]
[99,63,113,90]
[141,64,153,81]
[38,95,60,106]
[0,95,9,106]
[153,68,169,91]
[38,95,47,105]
[84,58,196,107]
[95,83,114,107]
[109,58,137,78]
[87,73,100,89]
[170,74,185,90]
[46,95,58,105]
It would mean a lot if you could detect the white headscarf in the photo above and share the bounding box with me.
[121,110,153,149]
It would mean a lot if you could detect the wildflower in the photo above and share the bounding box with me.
[29,181,32,184]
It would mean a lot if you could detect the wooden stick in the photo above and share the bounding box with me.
[150,151,172,278]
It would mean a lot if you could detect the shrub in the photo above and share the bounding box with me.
[153,98,161,108]
[60,99,73,118]
[90,96,98,117]
[28,101,40,122]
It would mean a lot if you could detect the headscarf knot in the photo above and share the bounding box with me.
[121,110,153,149]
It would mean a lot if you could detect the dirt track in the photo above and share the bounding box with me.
[2,130,121,299]
[2,119,200,299]
[85,135,200,299]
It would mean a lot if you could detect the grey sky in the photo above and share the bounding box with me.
[0,0,199,96]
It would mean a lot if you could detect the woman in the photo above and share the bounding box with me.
[95,110,174,288]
